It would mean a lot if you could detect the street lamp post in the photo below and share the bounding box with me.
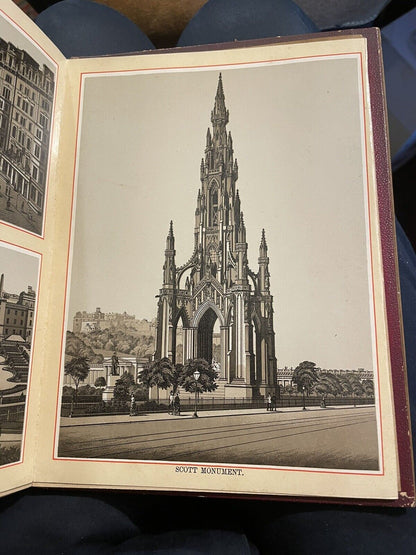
[193,369,200,418]
[302,386,306,411]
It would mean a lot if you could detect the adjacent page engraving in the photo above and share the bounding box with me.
[0,13,56,237]
[0,241,40,466]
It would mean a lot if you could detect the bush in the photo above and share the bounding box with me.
[77,384,102,397]
[62,385,75,396]
[0,445,20,466]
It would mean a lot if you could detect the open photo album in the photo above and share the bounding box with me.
[0,0,413,506]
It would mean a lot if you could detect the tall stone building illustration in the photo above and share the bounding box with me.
[155,74,277,398]
[0,40,54,217]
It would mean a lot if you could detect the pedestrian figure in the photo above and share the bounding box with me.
[271,393,277,411]
[129,393,136,416]
[169,390,174,414]
[266,392,272,411]
[174,393,180,416]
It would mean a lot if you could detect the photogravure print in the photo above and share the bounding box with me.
[57,58,381,474]
[0,13,56,236]
[0,241,40,466]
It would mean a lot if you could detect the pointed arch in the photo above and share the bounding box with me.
[172,307,191,365]
[173,306,191,329]
[192,300,224,328]
[208,179,219,226]
[251,310,266,386]
[251,310,262,334]
[247,268,259,295]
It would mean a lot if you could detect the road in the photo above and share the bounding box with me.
[0,178,42,235]
[58,406,379,471]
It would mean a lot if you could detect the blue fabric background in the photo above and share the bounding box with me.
[1,2,414,553]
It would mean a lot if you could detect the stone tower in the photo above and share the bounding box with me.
[155,74,277,398]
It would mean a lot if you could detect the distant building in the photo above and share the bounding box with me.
[0,39,55,214]
[73,307,105,333]
[0,273,36,341]
[275,367,295,388]
[318,367,373,380]
[276,365,374,387]
[62,356,149,389]
[72,307,155,335]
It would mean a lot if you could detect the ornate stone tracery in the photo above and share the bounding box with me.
[155,75,277,398]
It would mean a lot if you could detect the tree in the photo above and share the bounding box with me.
[139,357,174,402]
[131,338,155,357]
[283,384,294,396]
[171,363,184,394]
[362,379,374,397]
[94,376,107,389]
[66,331,103,363]
[179,358,219,394]
[113,371,136,404]
[104,339,115,351]
[314,372,342,397]
[78,384,101,397]
[62,385,75,397]
[338,376,353,396]
[64,356,90,400]
[117,340,131,354]
[347,374,365,397]
[291,361,318,395]
[313,380,330,398]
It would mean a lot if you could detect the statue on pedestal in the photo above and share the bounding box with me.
[111,352,119,375]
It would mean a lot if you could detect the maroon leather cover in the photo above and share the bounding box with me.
[151,29,415,507]
[78,28,416,507]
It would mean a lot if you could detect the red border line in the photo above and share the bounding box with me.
[0,239,42,469]
[358,50,385,476]
[56,451,382,477]
[51,49,386,483]
[0,8,60,240]
[51,72,84,453]
[81,51,363,77]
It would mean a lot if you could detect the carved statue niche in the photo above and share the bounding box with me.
[211,261,217,279]
[265,270,270,290]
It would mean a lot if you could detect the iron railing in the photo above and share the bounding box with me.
[60,395,375,417]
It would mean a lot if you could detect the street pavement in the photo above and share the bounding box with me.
[59,405,379,471]
[0,178,42,235]
[60,404,357,427]
[0,433,21,445]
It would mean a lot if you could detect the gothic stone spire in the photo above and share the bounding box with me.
[258,229,270,293]
[155,73,277,397]
[163,220,176,287]
[211,73,229,128]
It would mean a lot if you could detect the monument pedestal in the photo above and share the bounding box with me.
[224,380,256,399]
[102,373,119,402]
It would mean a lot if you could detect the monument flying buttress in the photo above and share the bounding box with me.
[155,74,277,399]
